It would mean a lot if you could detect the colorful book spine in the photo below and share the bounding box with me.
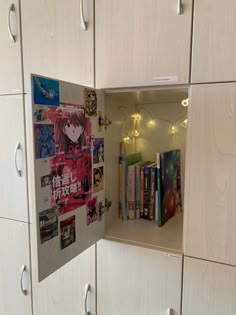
[127,164,136,219]
[143,164,151,220]
[140,165,145,219]
[149,164,156,220]
[121,156,128,220]
[156,153,162,227]
[118,156,123,219]
[135,162,144,219]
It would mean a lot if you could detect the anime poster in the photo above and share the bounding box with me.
[34,124,55,159]
[86,197,98,225]
[84,88,97,116]
[60,215,76,250]
[33,75,60,106]
[93,138,104,164]
[93,166,104,193]
[49,104,92,216]
[39,207,58,244]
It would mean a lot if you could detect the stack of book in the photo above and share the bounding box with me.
[118,149,182,226]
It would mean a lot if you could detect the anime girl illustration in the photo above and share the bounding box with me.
[50,105,92,215]
[34,124,55,158]
[93,138,104,164]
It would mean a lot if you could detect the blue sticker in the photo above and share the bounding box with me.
[33,75,60,106]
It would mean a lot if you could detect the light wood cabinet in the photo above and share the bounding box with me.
[0,219,32,315]
[182,256,236,315]
[0,95,28,222]
[21,0,94,87]
[191,0,236,83]
[95,0,192,88]
[0,0,23,94]
[97,240,182,315]
[184,83,236,266]
[31,245,96,315]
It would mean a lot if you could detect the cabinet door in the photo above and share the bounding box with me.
[0,219,32,315]
[21,0,94,87]
[191,0,236,83]
[0,95,28,222]
[97,240,182,315]
[95,0,192,88]
[32,245,96,315]
[0,0,23,94]
[182,257,236,315]
[184,83,236,265]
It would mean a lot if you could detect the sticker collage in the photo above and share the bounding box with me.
[33,75,104,251]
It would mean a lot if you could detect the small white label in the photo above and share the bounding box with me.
[152,75,178,83]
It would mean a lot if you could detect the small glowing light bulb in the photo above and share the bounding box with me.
[134,129,140,137]
[148,120,154,127]
[171,124,176,134]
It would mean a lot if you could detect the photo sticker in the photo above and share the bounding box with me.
[33,75,60,106]
[93,138,104,164]
[41,174,52,187]
[34,124,55,159]
[86,197,98,225]
[93,166,104,193]
[84,88,97,116]
[60,215,76,250]
[39,207,58,244]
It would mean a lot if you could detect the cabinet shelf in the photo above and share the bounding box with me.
[105,214,183,254]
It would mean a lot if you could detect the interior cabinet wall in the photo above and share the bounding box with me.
[184,83,236,266]
[191,0,236,83]
[182,257,236,315]
[21,0,94,88]
[0,0,23,95]
[95,0,192,88]
[97,240,182,315]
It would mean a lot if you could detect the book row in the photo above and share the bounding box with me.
[118,150,182,226]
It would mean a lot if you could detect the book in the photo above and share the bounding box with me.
[149,163,156,220]
[143,162,155,220]
[135,161,149,219]
[119,152,142,220]
[156,153,162,227]
[127,163,136,219]
[160,149,182,225]
[140,161,151,219]
[118,156,123,219]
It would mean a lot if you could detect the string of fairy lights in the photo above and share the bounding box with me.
[121,98,189,144]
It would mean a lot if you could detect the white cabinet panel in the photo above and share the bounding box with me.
[183,257,236,315]
[97,240,182,315]
[95,0,192,88]
[32,245,96,315]
[191,0,236,83]
[184,83,236,265]
[21,0,94,87]
[0,219,32,315]
[0,95,28,222]
[0,0,23,94]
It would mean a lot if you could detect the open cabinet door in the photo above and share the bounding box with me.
[27,74,105,281]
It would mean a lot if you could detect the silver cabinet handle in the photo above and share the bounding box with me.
[15,142,23,177]
[20,265,28,296]
[8,3,16,42]
[80,0,87,31]
[168,308,174,315]
[177,0,183,15]
[84,283,90,315]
